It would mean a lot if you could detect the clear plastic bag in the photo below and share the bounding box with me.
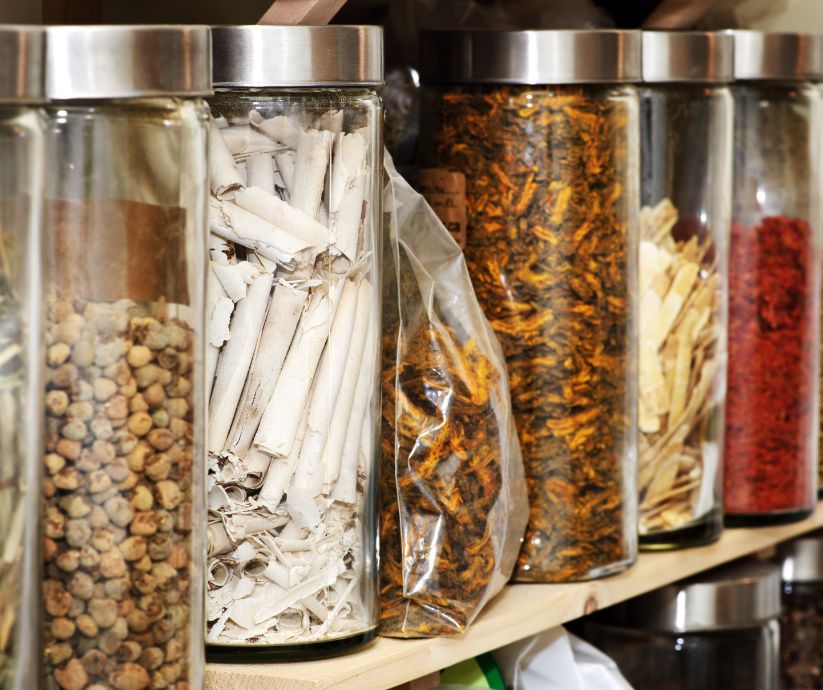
[379,155,529,637]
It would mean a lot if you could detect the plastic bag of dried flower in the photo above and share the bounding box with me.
[379,155,528,637]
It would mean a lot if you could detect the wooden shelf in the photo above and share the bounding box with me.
[206,503,823,690]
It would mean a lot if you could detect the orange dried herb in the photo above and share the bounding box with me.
[423,85,638,582]
[378,164,527,636]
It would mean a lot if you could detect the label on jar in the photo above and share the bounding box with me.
[418,168,467,249]
[48,198,189,305]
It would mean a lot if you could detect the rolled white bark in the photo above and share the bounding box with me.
[291,129,334,220]
[207,264,234,402]
[209,233,235,265]
[226,284,309,458]
[221,124,281,157]
[323,279,373,488]
[258,399,311,510]
[253,288,333,458]
[249,110,301,150]
[210,197,313,265]
[209,119,245,198]
[209,269,274,453]
[274,149,296,195]
[318,110,344,135]
[333,315,376,505]
[234,186,330,247]
[292,279,360,495]
[246,152,275,196]
[212,260,259,303]
[329,133,368,261]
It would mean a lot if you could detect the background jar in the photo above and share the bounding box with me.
[0,26,46,690]
[42,26,210,690]
[724,32,823,525]
[778,532,823,689]
[420,29,640,583]
[637,32,733,550]
[583,559,781,690]
[206,25,383,659]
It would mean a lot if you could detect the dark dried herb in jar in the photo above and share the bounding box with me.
[781,582,823,689]
[379,160,527,636]
[423,85,638,582]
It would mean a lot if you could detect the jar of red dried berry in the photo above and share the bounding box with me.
[724,32,823,525]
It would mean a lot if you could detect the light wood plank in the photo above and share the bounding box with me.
[207,504,823,690]
[257,0,348,25]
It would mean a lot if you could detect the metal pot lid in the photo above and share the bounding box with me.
[420,29,641,85]
[0,26,45,103]
[45,25,212,100]
[211,25,384,87]
[642,31,733,83]
[621,559,780,632]
[779,532,823,583]
[732,31,823,81]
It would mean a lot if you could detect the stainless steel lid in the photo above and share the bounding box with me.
[642,31,733,83]
[732,31,823,81]
[0,26,45,103]
[211,26,384,87]
[45,26,212,100]
[779,532,823,583]
[420,30,641,85]
[623,560,780,632]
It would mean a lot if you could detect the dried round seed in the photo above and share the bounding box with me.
[127,411,152,437]
[127,344,153,368]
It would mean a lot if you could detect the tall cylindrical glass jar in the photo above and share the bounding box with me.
[777,532,823,689]
[0,26,46,690]
[205,26,383,659]
[420,30,640,582]
[725,32,823,525]
[637,32,733,550]
[583,560,781,690]
[42,26,210,690]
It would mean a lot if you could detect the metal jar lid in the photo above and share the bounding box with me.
[0,26,44,103]
[732,31,823,81]
[779,532,823,583]
[211,26,384,87]
[45,25,212,100]
[642,31,733,83]
[420,30,641,86]
[622,560,781,632]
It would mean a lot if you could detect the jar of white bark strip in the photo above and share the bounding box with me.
[206,26,383,659]
[0,26,46,690]
[42,27,210,690]
[638,32,733,550]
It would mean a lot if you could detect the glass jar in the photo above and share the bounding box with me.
[583,559,781,690]
[724,32,823,526]
[42,26,210,690]
[637,32,733,550]
[205,26,383,659]
[778,532,823,688]
[0,27,46,690]
[420,30,640,582]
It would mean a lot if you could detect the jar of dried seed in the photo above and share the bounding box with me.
[637,32,733,550]
[205,26,383,659]
[0,26,46,690]
[420,29,640,582]
[42,26,210,690]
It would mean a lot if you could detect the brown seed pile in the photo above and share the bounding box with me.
[43,296,195,690]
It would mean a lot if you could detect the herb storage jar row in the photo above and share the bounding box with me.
[418,28,823,574]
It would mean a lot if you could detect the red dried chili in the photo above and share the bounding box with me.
[724,215,819,517]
